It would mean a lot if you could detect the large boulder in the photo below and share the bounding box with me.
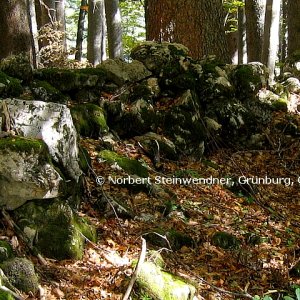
[14,199,97,260]
[2,98,82,181]
[0,137,65,210]
[97,58,152,86]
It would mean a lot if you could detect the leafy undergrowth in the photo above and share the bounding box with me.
[3,114,300,300]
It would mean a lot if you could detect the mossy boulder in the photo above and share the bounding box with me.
[34,67,106,92]
[131,77,160,102]
[136,252,196,300]
[212,231,241,250]
[0,242,13,263]
[1,258,39,293]
[0,136,65,210]
[14,199,97,260]
[71,103,109,137]
[131,42,190,75]
[231,63,268,99]
[99,150,149,178]
[0,71,22,97]
[30,80,69,103]
[0,53,33,82]
[134,132,177,161]
[97,58,152,86]
[103,98,160,137]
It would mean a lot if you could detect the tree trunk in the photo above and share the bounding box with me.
[87,0,107,65]
[245,0,265,62]
[280,0,287,64]
[0,0,32,59]
[75,0,88,61]
[104,0,123,59]
[55,0,66,50]
[27,0,40,68]
[238,5,247,64]
[262,0,280,82]
[145,0,230,62]
[287,0,300,58]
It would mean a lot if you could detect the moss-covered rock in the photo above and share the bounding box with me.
[34,67,106,92]
[14,199,97,260]
[0,71,23,97]
[134,132,177,162]
[99,150,148,177]
[0,242,14,263]
[136,252,196,300]
[30,80,69,103]
[1,258,39,293]
[71,103,109,137]
[212,231,241,250]
[0,53,33,82]
[231,63,268,99]
[131,42,190,75]
[0,290,15,300]
[0,136,65,210]
[97,59,152,86]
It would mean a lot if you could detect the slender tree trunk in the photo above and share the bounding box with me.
[104,0,123,59]
[27,0,40,68]
[87,0,107,65]
[75,0,88,61]
[287,0,300,58]
[145,0,230,62]
[227,32,238,64]
[238,5,247,64]
[245,0,265,62]
[55,0,66,50]
[0,0,32,60]
[280,0,287,64]
[262,0,280,82]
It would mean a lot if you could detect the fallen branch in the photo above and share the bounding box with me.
[122,237,147,300]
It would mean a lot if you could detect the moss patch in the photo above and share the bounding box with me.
[99,150,149,177]
[0,241,14,263]
[71,103,109,137]
[1,258,39,293]
[0,136,48,156]
[0,71,23,97]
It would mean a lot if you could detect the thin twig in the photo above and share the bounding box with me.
[122,238,147,300]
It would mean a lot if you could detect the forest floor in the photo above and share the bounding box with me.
[4,112,300,300]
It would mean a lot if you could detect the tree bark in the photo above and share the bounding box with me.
[238,5,247,64]
[0,0,32,59]
[245,0,265,62]
[287,0,300,57]
[105,0,123,59]
[27,0,40,68]
[55,0,66,50]
[87,0,107,65]
[145,0,230,62]
[75,0,88,61]
[262,0,280,82]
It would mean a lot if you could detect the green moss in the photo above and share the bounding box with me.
[1,258,39,293]
[74,216,97,243]
[0,137,48,156]
[0,241,14,263]
[71,103,109,137]
[37,223,84,260]
[272,97,288,111]
[78,145,91,173]
[99,150,149,177]
[0,290,14,300]
[0,71,22,97]
[137,261,196,300]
